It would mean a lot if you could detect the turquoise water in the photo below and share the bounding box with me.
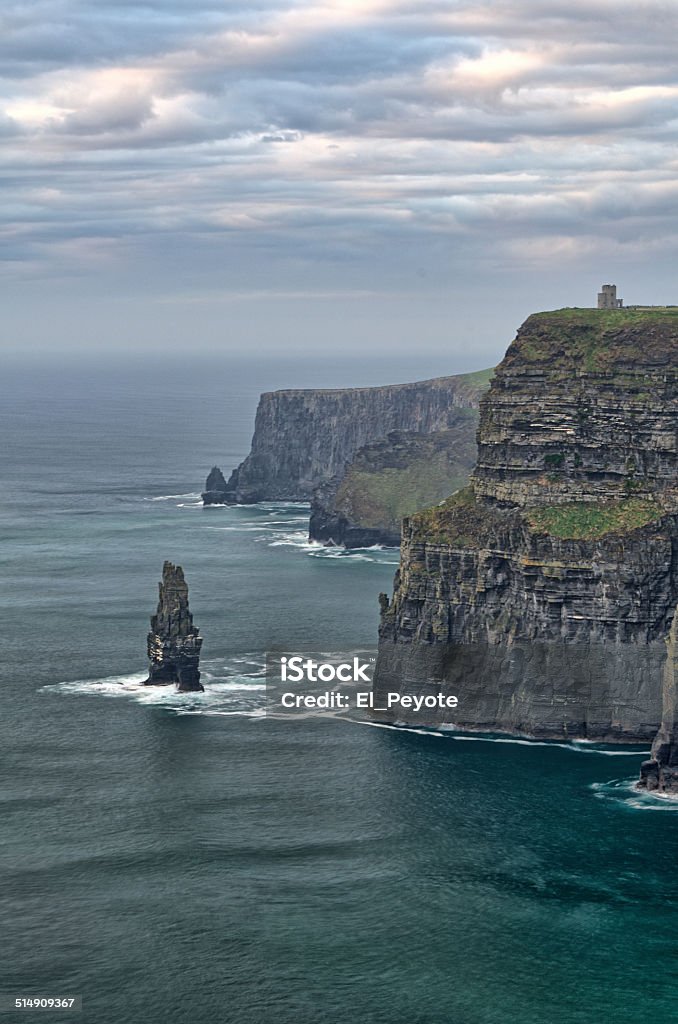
[1,355,676,1024]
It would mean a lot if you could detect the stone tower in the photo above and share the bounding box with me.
[597,284,623,309]
[144,561,204,692]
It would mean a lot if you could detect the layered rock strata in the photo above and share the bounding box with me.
[144,561,204,692]
[374,308,678,739]
[218,369,491,503]
[309,420,478,548]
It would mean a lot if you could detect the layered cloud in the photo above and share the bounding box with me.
[3,0,678,351]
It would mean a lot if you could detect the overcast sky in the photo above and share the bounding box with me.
[3,0,678,364]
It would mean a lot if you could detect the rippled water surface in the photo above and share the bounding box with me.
[1,355,676,1024]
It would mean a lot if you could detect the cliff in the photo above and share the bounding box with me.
[220,369,491,503]
[309,420,478,548]
[374,308,678,740]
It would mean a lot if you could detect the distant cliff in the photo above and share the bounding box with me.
[222,370,491,503]
[374,308,678,740]
[309,421,478,548]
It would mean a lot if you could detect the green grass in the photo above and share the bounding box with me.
[458,366,495,388]
[510,307,678,373]
[410,492,667,546]
[525,498,664,539]
[337,459,472,532]
[408,486,500,547]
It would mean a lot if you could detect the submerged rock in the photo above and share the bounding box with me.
[144,561,204,692]
[202,465,232,505]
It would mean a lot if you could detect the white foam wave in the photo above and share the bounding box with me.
[262,530,397,563]
[346,718,445,737]
[307,544,399,563]
[350,719,648,756]
[204,525,270,532]
[201,680,266,691]
[260,517,310,525]
[591,777,678,812]
[144,492,201,502]
[310,550,373,562]
[259,503,309,511]
[40,662,269,717]
[42,672,149,697]
[449,734,647,755]
[265,530,322,550]
[176,708,267,719]
[217,655,265,667]
[443,731,647,755]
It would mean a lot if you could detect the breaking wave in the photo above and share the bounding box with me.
[40,656,269,719]
[144,492,201,502]
[591,777,678,811]
[140,494,399,562]
[353,719,650,756]
[263,529,398,563]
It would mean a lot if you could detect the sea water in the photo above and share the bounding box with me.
[1,354,676,1024]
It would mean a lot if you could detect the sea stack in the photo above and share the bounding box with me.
[202,465,231,505]
[144,561,204,692]
[639,606,678,792]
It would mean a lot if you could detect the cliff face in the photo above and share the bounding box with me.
[309,420,478,548]
[374,309,678,740]
[473,309,678,508]
[224,369,491,502]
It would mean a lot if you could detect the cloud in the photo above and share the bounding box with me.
[3,0,678,352]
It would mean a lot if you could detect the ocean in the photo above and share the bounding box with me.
[1,353,676,1024]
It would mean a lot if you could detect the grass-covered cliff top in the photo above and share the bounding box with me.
[261,366,494,399]
[409,488,668,546]
[524,498,665,540]
[335,424,477,534]
[456,366,494,389]
[503,307,678,373]
[408,486,501,546]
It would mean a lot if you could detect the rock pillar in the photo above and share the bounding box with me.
[144,561,204,692]
[639,608,678,792]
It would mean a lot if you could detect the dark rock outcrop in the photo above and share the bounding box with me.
[638,607,678,792]
[309,420,479,548]
[202,466,231,505]
[144,561,204,692]
[374,307,678,739]
[222,369,491,503]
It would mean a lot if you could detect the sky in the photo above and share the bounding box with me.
[3,0,678,365]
